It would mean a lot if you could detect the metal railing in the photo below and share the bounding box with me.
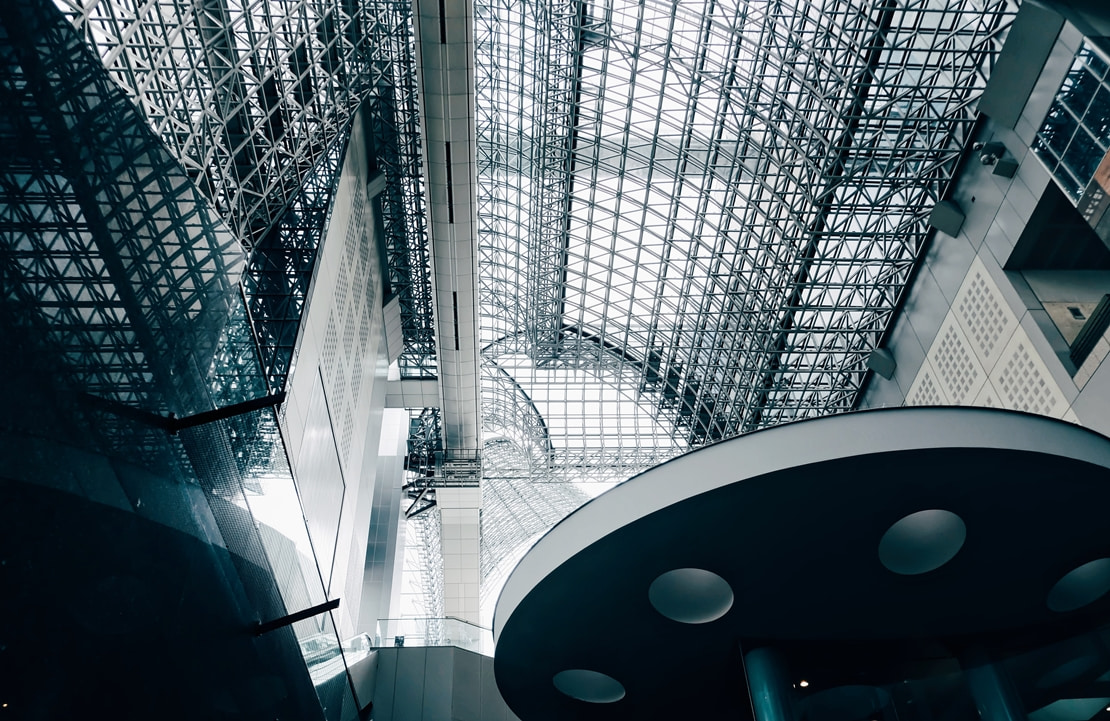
[375,617,495,657]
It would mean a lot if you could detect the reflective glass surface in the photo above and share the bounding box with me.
[1034,42,1110,203]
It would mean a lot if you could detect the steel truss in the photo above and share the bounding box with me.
[55,0,371,248]
[54,0,437,381]
[0,1,243,419]
[477,0,1017,488]
[243,133,349,392]
[478,439,588,606]
[361,0,438,377]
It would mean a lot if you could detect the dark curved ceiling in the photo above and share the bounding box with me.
[494,408,1110,721]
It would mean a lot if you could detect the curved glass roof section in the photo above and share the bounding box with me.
[477,0,1016,490]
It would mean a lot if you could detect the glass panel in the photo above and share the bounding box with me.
[1086,86,1110,144]
[1035,42,1110,203]
[473,0,1018,622]
[1063,129,1104,188]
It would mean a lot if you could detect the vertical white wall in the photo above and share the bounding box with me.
[438,487,482,623]
[279,111,398,639]
[359,407,410,634]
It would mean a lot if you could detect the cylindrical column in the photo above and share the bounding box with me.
[963,658,1028,721]
[744,647,796,721]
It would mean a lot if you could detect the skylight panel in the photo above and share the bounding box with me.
[473,0,1017,596]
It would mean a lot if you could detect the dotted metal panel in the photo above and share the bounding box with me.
[906,360,949,407]
[953,260,1019,371]
[990,328,1068,418]
[930,315,987,405]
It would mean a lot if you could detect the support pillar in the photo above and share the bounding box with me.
[438,486,481,624]
[744,647,796,721]
[964,659,1029,721]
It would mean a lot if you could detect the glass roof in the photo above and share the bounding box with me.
[52,0,1021,621]
[477,0,1016,492]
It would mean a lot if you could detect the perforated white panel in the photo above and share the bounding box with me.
[989,328,1068,418]
[902,255,1079,423]
[906,359,950,406]
[952,257,1018,372]
[928,314,986,405]
[318,178,379,473]
[972,381,1001,409]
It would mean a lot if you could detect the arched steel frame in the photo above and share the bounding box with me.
[476,0,1018,485]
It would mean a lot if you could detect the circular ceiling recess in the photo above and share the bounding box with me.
[1047,558,1110,612]
[648,568,734,624]
[552,669,626,703]
[878,509,966,575]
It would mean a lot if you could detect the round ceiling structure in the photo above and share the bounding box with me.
[492,408,1110,721]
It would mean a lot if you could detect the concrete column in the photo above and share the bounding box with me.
[438,487,481,624]
[964,660,1029,721]
[744,647,796,721]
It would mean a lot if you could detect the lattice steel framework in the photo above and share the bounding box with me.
[477,439,588,616]
[1,1,244,419]
[361,0,438,378]
[243,134,349,392]
[476,0,1017,486]
[54,0,369,246]
[53,0,437,380]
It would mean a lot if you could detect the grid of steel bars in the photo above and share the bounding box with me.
[476,0,1017,486]
[54,0,437,381]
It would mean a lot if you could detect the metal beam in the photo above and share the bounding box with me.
[413,0,483,624]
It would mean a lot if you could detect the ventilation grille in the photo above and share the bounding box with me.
[906,363,946,406]
[990,330,1066,418]
[954,262,1015,369]
[931,317,985,405]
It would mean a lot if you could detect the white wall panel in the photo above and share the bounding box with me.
[989,327,1069,418]
[905,358,950,406]
[929,314,988,405]
[952,256,1019,372]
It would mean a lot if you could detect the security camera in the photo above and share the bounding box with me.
[972,141,1006,166]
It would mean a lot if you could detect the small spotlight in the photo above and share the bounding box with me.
[799,680,809,688]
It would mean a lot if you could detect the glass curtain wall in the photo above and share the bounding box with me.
[476,0,1016,480]
[469,0,1017,617]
